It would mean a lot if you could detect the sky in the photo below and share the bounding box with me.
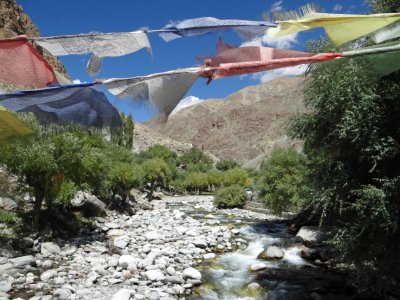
[18,0,368,122]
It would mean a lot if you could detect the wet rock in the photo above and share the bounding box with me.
[111,288,131,300]
[300,246,320,260]
[257,246,284,260]
[41,242,61,257]
[250,263,268,271]
[296,226,324,246]
[182,267,202,280]
[203,253,216,260]
[0,197,17,211]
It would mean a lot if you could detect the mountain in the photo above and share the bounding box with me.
[145,76,306,167]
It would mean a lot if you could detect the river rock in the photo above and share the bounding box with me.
[296,226,323,246]
[10,255,35,268]
[41,242,61,257]
[0,282,11,293]
[203,253,216,260]
[145,231,163,241]
[114,237,129,249]
[111,288,131,300]
[107,229,126,237]
[118,255,136,269]
[143,251,161,267]
[192,239,207,249]
[300,246,320,260]
[145,269,165,281]
[250,263,268,271]
[71,191,106,217]
[40,270,57,282]
[182,267,202,280]
[257,246,284,260]
[0,197,17,211]
[53,288,71,300]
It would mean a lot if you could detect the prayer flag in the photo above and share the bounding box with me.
[158,17,276,42]
[200,39,341,81]
[104,68,200,117]
[266,5,400,46]
[0,35,58,88]
[0,106,32,140]
[0,84,121,129]
[35,31,151,76]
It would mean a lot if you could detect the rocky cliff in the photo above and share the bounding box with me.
[145,76,306,167]
[0,0,71,85]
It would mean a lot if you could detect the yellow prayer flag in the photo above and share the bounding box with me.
[0,106,32,140]
[267,11,400,46]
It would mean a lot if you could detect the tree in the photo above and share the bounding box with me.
[256,148,309,213]
[222,167,252,187]
[140,158,170,200]
[290,33,400,291]
[214,185,246,208]
[216,159,239,171]
[108,162,142,204]
[180,147,213,168]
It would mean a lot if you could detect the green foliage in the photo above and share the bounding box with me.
[180,147,213,168]
[140,158,171,199]
[56,180,79,206]
[257,148,309,213]
[109,162,142,200]
[0,210,17,225]
[223,167,252,187]
[115,112,134,149]
[289,7,400,289]
[216,159,239,171]
[214,185,246,208]
[183,172,209,194]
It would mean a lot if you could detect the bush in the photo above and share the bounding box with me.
[257,148,309,213]
[214,185,246,208]
[216,159,239,171]
[223,167,252,187]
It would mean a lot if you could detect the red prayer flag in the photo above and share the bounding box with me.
[201,38,342,81]
[0,35,58,88]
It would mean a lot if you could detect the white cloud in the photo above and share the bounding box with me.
[252,65,308,83]
[72,79,82,84]
[271,0,283,12]
[262,32,299,49]
[171,96,204,114]
[333,4,343,12]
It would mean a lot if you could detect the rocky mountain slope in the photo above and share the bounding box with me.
[145,76,306,167]
[0,0,71,88]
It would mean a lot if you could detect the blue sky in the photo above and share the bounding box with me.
[19,0,367,122]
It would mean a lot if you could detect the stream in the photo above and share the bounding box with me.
[166,199,359,300]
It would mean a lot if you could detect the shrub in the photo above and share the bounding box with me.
[257,148,309,213]
[214,185,246,208]
[140,158,171,200]
[216,159,239,171]
[223,167,252,187]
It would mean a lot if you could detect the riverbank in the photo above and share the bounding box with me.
[1,196,275,300]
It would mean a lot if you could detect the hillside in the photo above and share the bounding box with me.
[145,76,306,167]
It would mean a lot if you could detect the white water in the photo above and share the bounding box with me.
[198,225,310,300]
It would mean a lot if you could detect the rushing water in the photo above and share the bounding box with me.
[167,199,357,300]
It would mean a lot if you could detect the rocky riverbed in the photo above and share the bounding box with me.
[0,196,280,300]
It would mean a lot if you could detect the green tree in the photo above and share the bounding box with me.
[180,147,213,168]
[222,167,252,187]
[290,28,400,291]
[140,158,171,200]
[214,185,246,208]
[256,148,309,213]
[108,162,142,204]
[216,159,239,171]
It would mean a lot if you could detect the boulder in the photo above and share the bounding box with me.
[182,267,202,280]
[53,288,71,300]
[250,263,268,271]
[257,246,284,260]
[71,191,106,217]
[41,242,61,257]
[107,229,126,237]
[40,270,57,282]
[145,231,163,241]
[0,197,17,211]
[296,226,324,246]
[10,255,35,268]
[203,253,216,260]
